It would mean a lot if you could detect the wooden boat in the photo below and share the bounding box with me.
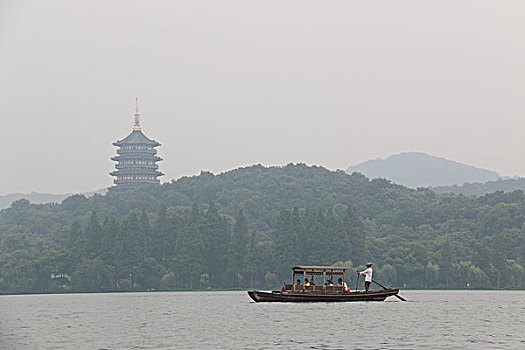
[248,265,400,303]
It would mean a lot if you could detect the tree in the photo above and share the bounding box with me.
[201,202,230,288]
[344,206,367,264]
[151,204,176,267]
[160,270,176,290]
[424,261,439,288]
[273,208,298,278]
[115,212,145,289]
[377,263,397,287]
[227,210,249,287]
[174,223,204,289]
[85,213,102,257]
[517,231,525,267]
[72,258,114,292]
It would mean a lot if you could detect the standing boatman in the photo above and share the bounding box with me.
[357,263,373,292]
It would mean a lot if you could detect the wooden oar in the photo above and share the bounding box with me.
[372,279,407,302]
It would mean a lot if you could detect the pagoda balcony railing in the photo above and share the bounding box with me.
[116,159,159,168]
[111,169,163,176]
[114,178,161,185]
[116,149,157,156]
[112,156,162,162]
[117,147,157,152]
[112,165,162,172]
[115,163,159,169]
[124,146,154,150]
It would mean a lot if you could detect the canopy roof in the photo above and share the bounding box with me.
[292,266,347,276]
[292,266,347,270]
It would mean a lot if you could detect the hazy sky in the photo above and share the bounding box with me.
[1,0,524,194]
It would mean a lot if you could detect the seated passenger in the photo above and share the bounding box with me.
[310,278,315,286]
[296,279,301,285]
[326,279,334,286]
[305,278,310,287]
[338,278,349,292]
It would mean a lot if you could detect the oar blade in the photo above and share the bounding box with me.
[395,294,407,302]
[373,279,408,301]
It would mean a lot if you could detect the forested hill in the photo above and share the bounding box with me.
[432,177,525,196]
[1,163,524,294]
[0,164,412,240]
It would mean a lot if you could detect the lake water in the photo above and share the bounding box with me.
[1,290,525,349]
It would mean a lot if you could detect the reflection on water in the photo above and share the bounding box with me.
[1,290,525,349]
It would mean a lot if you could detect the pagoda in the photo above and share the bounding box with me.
[110,99,163,190]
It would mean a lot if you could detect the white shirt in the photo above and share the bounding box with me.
[359,267,373,282]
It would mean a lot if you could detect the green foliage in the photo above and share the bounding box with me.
[72,258,114,292]
[0,164,524,293]
[160,271,176,290]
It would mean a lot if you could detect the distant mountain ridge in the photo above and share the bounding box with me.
[0,189,107,209]
[2,152,513,208]
[0,193,68,209]
[346,152,499,188]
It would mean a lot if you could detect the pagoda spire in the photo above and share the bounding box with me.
[133,98,141,131]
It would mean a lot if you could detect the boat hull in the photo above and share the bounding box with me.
[248,289,399,302]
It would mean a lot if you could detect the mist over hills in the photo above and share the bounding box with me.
[432,177,525,196]
[3,151,522,210]
[346,152,500,188]
[0,190,107,210]
[0,193,67,209]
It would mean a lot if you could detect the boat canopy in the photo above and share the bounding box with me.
[292,266,347,276]
[284,265,348,293]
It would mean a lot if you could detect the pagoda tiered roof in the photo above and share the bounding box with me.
[113,129,160,147]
